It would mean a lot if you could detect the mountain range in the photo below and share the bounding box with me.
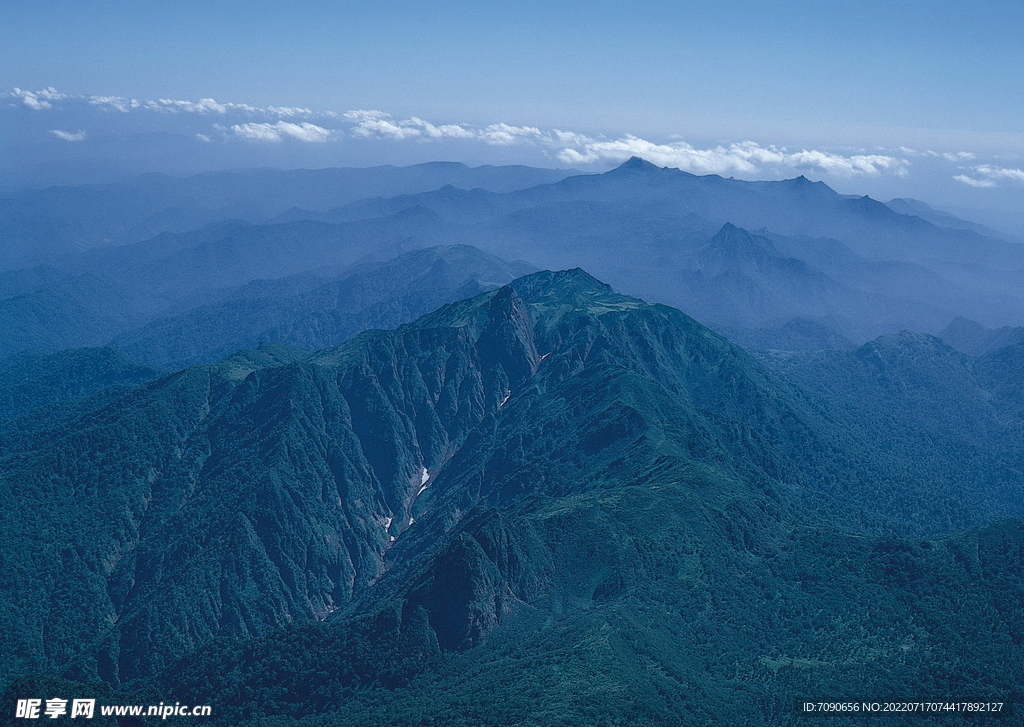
[0,162,576,269]
[4,158,1024,364]
[3,269,1024,725]
[2,159,1024,725]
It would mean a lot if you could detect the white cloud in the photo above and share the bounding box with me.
[480,123,543,146]
[974,164,1024,182]
[0,87,972,182]
[5,86,337,121]
[49,129,87,142]
[340,108,911,178]
[954,175,997,188]
[20,95,51,110]
[143,97,337,118]
[349,116,423,140]
[891,148,976,162]
[343,109,389,122]
[344,110,476,141]
[786,149,909,176]
[230,121,333,142]
[954,164,1024,188]
[343,111,539,145]
[196,133,212,143]
[152,97,229,114]
[556,136,758,173]
[552,129,596,146]
[267,105,328,117]
[11,86,65,110]
[556,136,907,177]
[89,95,140,112]
[415,118,477,140]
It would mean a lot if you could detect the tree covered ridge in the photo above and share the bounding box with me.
[2,269,1024,725]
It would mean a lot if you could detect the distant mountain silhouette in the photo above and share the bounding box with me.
[886,197,1017,241]
[939,316,1024,356]
[110,245,536,368]
[3,158,1024,357]
[0,162,578,269]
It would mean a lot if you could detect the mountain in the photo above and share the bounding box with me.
[328,160,988,265]
[939,316,1024,356]
[4,270,1024,727]
[686,223,849,329]
[756,330,1024,530]
[5,158,1024,364]
[0,347,162,423]
[109,245,537,368]
[886,197,1017,241]
[160,508,1024,727]
[720,317,856,351]
[309,158,1024,339]
[0,162,578,270]
[78,208,461,304]
[0,211,460,356]
[0,233,533,359]
[0,273,145,359]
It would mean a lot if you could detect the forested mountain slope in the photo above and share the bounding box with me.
[0,242,533,361]
[3,271,1024,727]
[108,245,536,368]
[0,347,161,423]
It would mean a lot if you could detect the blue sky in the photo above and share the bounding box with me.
[3,0,1023,229]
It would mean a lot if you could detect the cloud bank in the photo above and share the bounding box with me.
[3,86,332,119]
[555,136,907,177]
[12,86,1013,184]
[343,112,909,178]
[344,110,478,141]
[11,87,66,110]
[954,164,1024,188]
[228,121,333,143]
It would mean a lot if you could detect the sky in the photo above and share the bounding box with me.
[3,0,1023,231]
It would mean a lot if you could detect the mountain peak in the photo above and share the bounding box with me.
[780,174,834,191]
[887,197,933,212]
[509,268,615,304]
[708,222,770,249]
[783,174,827,189]
[699,223,777,276]
[613,156,661,172]
[941,316,986,338]
[402,268,624,336]
[857,330,952,359]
